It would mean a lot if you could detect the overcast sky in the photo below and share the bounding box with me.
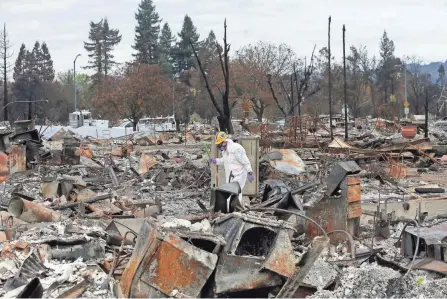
[1,0,446,76]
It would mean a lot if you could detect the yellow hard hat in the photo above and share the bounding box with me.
[215,131,228,145]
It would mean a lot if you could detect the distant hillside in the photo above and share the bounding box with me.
[415,61,447,83]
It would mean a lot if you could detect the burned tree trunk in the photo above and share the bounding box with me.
[191,19,233,133]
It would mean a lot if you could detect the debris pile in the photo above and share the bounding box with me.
[2,118,447,297]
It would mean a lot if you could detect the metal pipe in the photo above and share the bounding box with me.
[8,197,62,223]
[241,207,328,238]
[396,219,420,276]
[327,229,356,259]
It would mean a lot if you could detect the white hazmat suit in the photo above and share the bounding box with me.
[215,139,253,209]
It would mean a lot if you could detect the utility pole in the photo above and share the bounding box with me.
[328,16,333,140]
[293,63,300,117]
[425,85,429,138]
[404,63,407,105]
[73,54,81,111]
[290,75,294,116]
[343,25,348,140]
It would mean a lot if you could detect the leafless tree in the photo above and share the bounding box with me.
[346,46,374,118]
[0,23,13,120]
[267,45,321,118]
[191,19,233,133]
[406,56,430,114]
[233,42,296,122]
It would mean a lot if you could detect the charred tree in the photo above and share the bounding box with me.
[343,24,348,140]
[328,16,333,140]
[0,23,13,121]
[191,19,233,133]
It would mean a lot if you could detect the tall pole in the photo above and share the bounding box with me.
[74,54,81,111]
[290,75,294,116]
[425,85,429,138]
[343,25,348,140]
[404,64,407,104]
[328,16,333,140]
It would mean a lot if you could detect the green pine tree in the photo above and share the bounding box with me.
[102,18,122,77]
[198,30,218,68]
[173,15,200,74]
[437,64,445,87]
[377,30,399,104]
[13,44,27,82]
[159,22,175,76]
[83,19,121,83]
[31,41,43,79]
[132,0,161,64]
[41,42,55,81]
[83,20,104,84]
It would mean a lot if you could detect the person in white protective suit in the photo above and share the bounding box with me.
[209,132,254,210]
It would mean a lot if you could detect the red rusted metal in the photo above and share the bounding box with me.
[8,197,63,223]
[140,234,217,297]
[0,151,9,182]
[401,125,417,139]
[347,177,362,219]
[120,221,218,298]
[305,196,346,242]
[261,230,296,278]
[8,144,26,174]
[79,145,94,158]
[119,222,160,297]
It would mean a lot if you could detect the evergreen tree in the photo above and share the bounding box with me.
[83,20,103,84]
[199,30,218,68]
[13,44,26,82]
[158,22,175,76]
[41,42,55,81]
[437,64,445,87]
[31,41,43,79]
[13,44,29,112]
[12,41,53,119]
[83,19,121,83]
[102,18,122,77]
[132,0,161,64]
[173,15,200,74]
[377,30,399,104]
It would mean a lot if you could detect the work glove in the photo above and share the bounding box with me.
[248,172,255,183]
[209,158,217,164]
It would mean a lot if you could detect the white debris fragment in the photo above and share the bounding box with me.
[159,216,192,229]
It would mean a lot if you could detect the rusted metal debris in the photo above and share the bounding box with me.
[120,221,220,298]
[119,212,300,298]
[8,196,63,223]
[8,144,26,174]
